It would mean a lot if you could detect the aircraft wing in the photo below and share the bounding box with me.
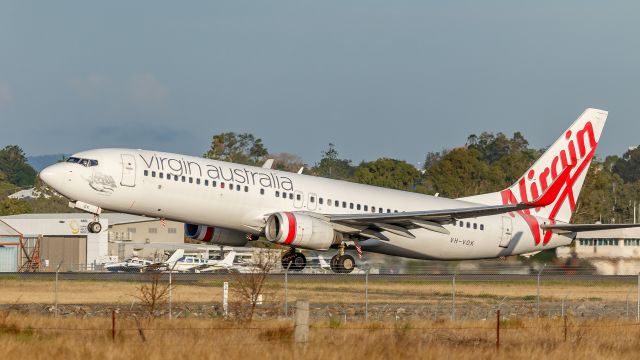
[324,165,571,240]
[540,223,640,233]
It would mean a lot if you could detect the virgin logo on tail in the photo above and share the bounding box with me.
[501,121,598,245]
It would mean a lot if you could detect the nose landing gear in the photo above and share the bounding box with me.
[88,221,102,233]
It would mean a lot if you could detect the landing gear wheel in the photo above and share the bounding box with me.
[331,254,355,274]
[88,221,102,233]
[281,250,306,272]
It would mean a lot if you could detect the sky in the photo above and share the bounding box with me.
[1,1,639,167]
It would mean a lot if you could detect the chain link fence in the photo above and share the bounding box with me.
[2,263,640,322]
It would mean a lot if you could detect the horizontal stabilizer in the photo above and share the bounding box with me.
[541,223,640,233]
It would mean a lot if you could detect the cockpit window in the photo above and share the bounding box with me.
[67,157,98,167]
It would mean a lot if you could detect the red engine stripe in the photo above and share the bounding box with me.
[203,227,215,242]
[283,212,296,245]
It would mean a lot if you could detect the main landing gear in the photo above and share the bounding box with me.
[281,248,306,272]
[330,242,355,274]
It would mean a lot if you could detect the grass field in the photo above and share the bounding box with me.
[1,313,639,359]
[1,277,636,305]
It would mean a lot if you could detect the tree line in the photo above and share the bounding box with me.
[1,132,639,224]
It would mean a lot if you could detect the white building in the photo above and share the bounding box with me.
[0,213,108,271]
[557,227,640,275]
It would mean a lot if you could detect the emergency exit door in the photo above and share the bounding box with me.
[121,154,136,187]
[499,216,513,248]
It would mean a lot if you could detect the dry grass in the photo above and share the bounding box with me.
[0,312,639,359]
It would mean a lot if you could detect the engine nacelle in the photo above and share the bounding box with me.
[184,224,249,247]
[264,212,341,250]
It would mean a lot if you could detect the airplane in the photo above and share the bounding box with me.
[174,250,237,272]
[106,249,184,272]
[39,108,640,273]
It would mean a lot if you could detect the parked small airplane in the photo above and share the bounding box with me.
[174,250,237,272]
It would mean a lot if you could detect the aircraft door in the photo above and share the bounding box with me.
[499,216,513,248]
[121,154,136,187]
[308,193,317,211]
[293,190,304,209]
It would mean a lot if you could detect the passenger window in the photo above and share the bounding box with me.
[357,204,361,210]
[144,170,149,176]
[310,196,315,203]
[181,176,186,182]
[244,186,248,192]
[174,175,178,181]
[328,199,332,206]
[349,203,354,209]
[473,223,477,229]
[221,182,225,188]
[229,185,234,191]
[459,221,463,227]
[212,181,217,187]
[196,178,201,185]
[364,205,368,211]
[387,209,391,213]
[335,201,340,208]
[151,171,156,177]
[276,191,280,197]
[260,188,265,195]
[282,192,287,198]
[189,177,193,183]
[372,207,376,213]
[466,222,470,228]
[480,224,484,230]
[159,173,163,179]
[342,201,347,208]
[296,194,301,201]
[204,180,209,186]
[319,198,324,205]
[379,208,383,213]
[289,193,293,200]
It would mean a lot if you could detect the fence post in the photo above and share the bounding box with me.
[451,271,456,321]
[284,262,291,318]
[112,310,116,341]
[365,267,369,321]
[496,309,500,351]
[54,262,62,318]
[294,300,309,343]
[223,281,229,318]
[537,264,546,318]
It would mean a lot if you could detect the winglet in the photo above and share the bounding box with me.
[525,163,572,208]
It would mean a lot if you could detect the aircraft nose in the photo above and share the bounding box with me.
[39,163,66,190]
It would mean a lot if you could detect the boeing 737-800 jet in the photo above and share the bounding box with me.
[39,108,639,273]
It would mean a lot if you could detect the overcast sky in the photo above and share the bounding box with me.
[1,1,639,166]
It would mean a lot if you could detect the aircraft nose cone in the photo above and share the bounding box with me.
[39,163,65,190]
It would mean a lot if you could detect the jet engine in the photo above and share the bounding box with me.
[184,224,249,246]
[264,212,342,250]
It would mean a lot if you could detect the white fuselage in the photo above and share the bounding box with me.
[40,148,572,261]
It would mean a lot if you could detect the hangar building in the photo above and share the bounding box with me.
[0,221,22,272]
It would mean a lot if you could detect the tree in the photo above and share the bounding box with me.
[0,145,37,187]
[0,198,32,216]
[204,132,268,166]
[612,146,640,183]
[352,158,422,192]
[310,143,354,180]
